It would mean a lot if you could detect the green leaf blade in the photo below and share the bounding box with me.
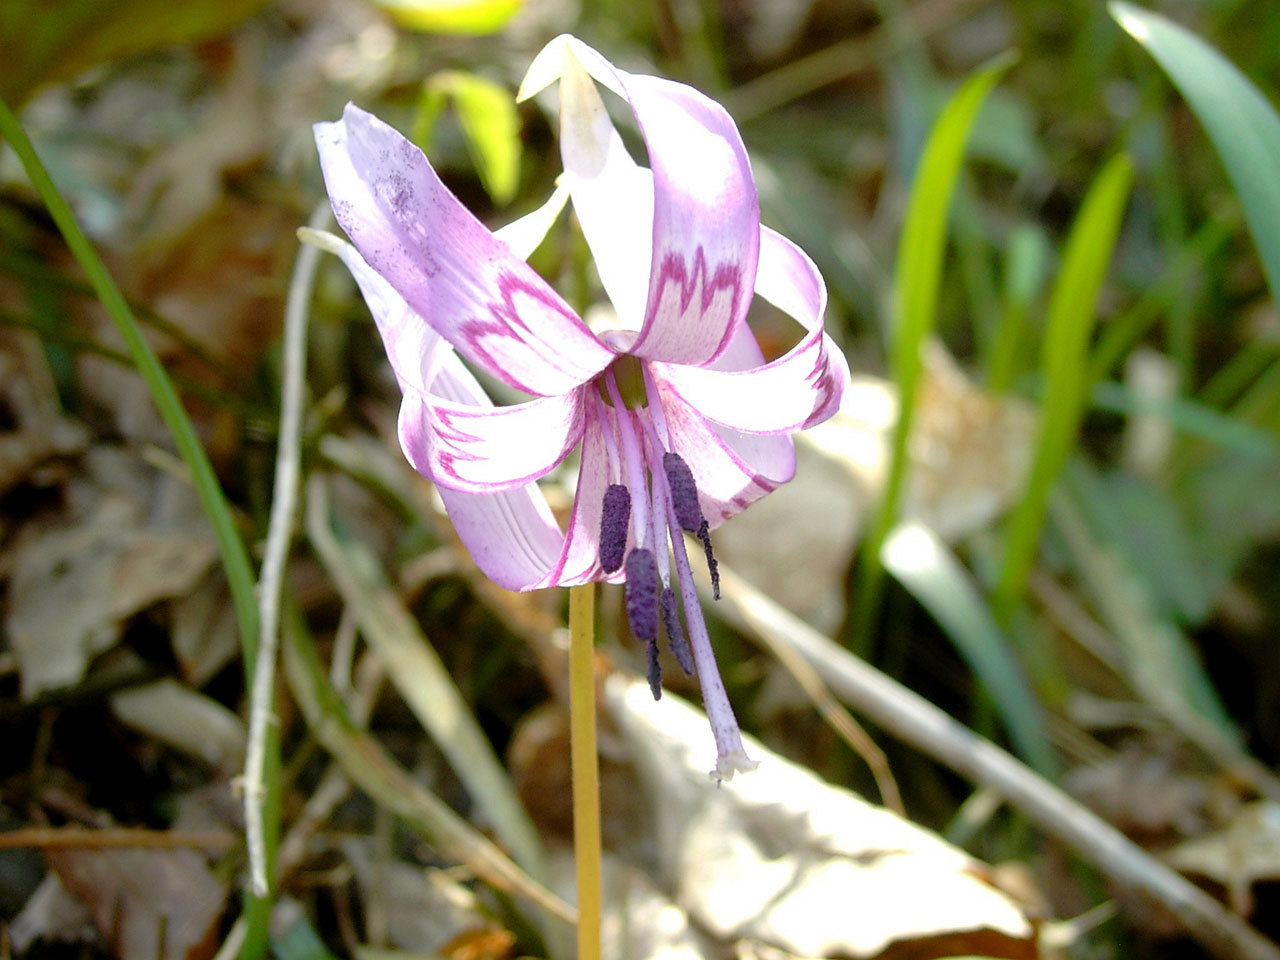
[853,54,1013,648]
[995,152,1133,615]
[1112,1,1280,305]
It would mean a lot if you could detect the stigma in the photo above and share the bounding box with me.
[594,367,753,781]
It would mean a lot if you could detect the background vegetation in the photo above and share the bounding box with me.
[2,0,1280,958]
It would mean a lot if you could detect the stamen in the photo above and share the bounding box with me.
[624,548,659,644]
[645,634,662,700]
[697,520,720,600]
[604,372,650,550]
[599,484,631,574]
[663,452,703,533]
[661,587,694,675]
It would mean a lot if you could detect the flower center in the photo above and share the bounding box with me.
[597,354,646,409]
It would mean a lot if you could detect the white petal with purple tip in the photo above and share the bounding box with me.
[656,226,849,434]
[398,388,585,493]
[521,36,760,367]
[655,385,796,527]
[315,104,615,397]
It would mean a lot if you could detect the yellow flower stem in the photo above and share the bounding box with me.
[568,583,602,960]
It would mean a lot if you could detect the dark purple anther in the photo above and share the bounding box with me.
[697,520,720,600]
[599,484,631,573]
[663,452,703,533]
[661,586,694,675]
[624,548,659,642]
[646,635,662,700]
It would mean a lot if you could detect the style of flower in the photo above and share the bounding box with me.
[311,35,850,780]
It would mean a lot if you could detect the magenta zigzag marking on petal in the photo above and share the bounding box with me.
[430,398,581,487]
[457,271,596,394]
[646,247,745,354]
[802,342,841,427]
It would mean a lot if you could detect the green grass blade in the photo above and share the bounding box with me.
[0,95,270,959]
[1112,1,1280,306]
[852,55,1013,650]
[0,97,259,662]
[994,153,1133,616]
[280,599,574,929]
[1055,464,1235,735]
[306,474,547,884]
[882,522,1057,774]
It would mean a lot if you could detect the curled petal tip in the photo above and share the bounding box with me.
[517,33,572,102]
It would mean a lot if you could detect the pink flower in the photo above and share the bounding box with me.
[312,36,849,779]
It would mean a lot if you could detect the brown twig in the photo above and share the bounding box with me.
[0,827,237,852]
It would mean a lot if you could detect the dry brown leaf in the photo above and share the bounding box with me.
[1165,801,1280,917]
[110,678,246,772]
[9,873,98,954]
[0,334,89,498]
[169,572,240,687]
[715,346,1035,632]
[605,674,1039,959]
[47,846,227,960]
[6,494,216,697]
[1064,738,1214,838]
[5,446,219,698]
[342,837,511,954]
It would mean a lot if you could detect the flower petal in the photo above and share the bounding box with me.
[491,180,570,262]
[532,396,620,588]
[421,368,619,589]
[654,226,849,434]
[315,103,615,396]
[523,36,760,366]
[299,227,447,397]
[657,385,796,527]
[411,348,569,591]
[434,483,567,592]
[399,385,584,493]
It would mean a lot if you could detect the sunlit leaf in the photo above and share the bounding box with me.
[416,70,522,205]
[368,0,523,35]
[883,522,1056,774]
[1112,1,1280,305]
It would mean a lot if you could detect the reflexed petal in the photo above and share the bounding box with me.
[491,180,570,262]
[656,385,796,527]
[435,483,567,592]
[298,227,446,397]
[407,346,568,591]
[655,226,849,434]
[315,103,615,396]
[428,370,620,589]
[556,51,653,333]
[399,387,584,493]
[521,36,760,366]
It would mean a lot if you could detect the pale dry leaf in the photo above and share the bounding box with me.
[6,477,217,697]
[342,837,504,954]
[543,847,714,960]
[1165,801,1280,917]
[0,334,89,497]
[1064,738,1214,838]
[715,346,1036,632]
[604,674,1038,958]
[170,572,240,687]
[9,873,97,954]
[110,678,246,772]
[47,846,228,960]
[907,344,1037,542]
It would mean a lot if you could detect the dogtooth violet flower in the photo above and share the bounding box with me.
[311,35,850,780]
